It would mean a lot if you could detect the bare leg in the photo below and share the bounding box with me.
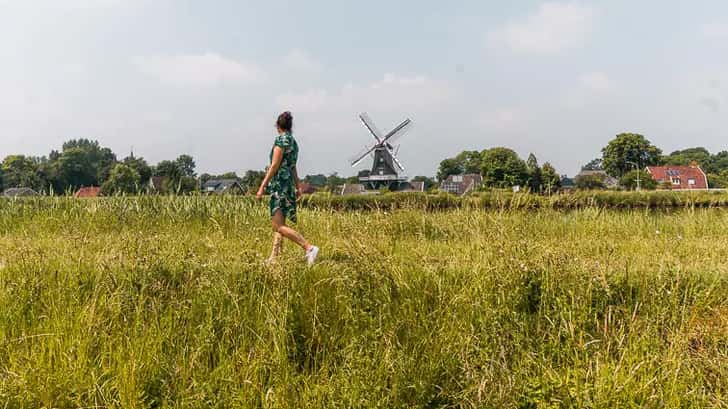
[268,232,283,261]
[272,210,311,252]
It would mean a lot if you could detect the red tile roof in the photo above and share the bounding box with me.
[646,165,708,190]
[299,182,317,194]
[75,186,102,198]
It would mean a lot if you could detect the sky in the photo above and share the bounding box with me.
[1,0,728,178]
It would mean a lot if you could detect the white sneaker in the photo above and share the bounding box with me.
[305,246,319,266]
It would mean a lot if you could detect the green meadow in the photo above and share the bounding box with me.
[0,196,726,408]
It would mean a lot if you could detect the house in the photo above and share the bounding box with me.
[440,174,483,196]
[2,188,39,198]
[646,164,709,190]
[201,179,244,195]
[574,169,619,188]
[299,182,317,195]
[75,186,101,198]
[404,181,425,192]
[340,183,366,195]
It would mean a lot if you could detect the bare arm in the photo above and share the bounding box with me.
[293,166,301,188]
[257,147,284,197]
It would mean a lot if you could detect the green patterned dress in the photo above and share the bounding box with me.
[268,132,299,222]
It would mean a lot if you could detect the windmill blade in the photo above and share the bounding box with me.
[359,113,383,143]
[387,148,406,172]
[380,118,412,145]
[349,145,377,167]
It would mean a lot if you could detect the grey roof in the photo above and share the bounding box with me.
[202,179,243,194]
[575,169,619,187]
[3,188,39,197]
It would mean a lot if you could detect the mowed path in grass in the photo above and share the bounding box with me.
[0,197,726,408]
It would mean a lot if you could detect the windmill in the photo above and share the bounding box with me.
[350,113,412,190]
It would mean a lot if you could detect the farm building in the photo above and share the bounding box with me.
[75,187,101,198]
[574,169,619,188]
[440,174,482,196]
[148,176,167,193]
[405,181,425,192]
[340,184,366,195]
[646,165,708,190]
[201,179,244,195]
[299,182,317,195]
[2,188,39,198]
[339,180,423,195]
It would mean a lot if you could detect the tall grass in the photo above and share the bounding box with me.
[0,197,726,407]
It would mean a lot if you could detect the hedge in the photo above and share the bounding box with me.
[299,190,728,211]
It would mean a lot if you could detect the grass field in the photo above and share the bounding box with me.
[0,196,727,408]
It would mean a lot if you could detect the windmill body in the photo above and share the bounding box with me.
[350,113,411,190]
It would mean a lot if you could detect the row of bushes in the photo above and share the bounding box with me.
[3,191,728,213]
[299,190,728,211]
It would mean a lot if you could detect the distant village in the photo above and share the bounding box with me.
[1,133,726,198]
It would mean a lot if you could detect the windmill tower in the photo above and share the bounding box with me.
[350,113,412,190]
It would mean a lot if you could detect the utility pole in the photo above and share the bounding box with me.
[627,160,641,191]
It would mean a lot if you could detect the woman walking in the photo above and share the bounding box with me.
[257,111,319,265]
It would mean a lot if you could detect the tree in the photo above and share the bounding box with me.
[55,148,97,189]
[437,151,482,182]
[437,158,463,182]
[154,160,180,179]
[707,172,728,189]
[161,176,197,194]
[455,150,482,174]
[304,174,327,187]
[35,159,59,194]
[412,176,437,191]
[582,158,603,171]
[541,163,561,194]
[326,173,346,192]
[601,133,662,177]
[53,139,117,190]
[240,170,266,193]
[480,147,528,188]
[707,151,728,174]
[1,155,44,191]
[152,157,198,194]
[575,174,607,190]
[663,147,711,168]
[123,156,152,186]
[101,163,140,195]
[176,154,196,177]
[619,170,657,190]
[526,153,542,193]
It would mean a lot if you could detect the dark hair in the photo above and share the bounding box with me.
[277,111,293,132]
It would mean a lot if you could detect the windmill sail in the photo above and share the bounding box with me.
[349,145,376,167]
[350,112,412,190]
[380,119,413,148]
[388,149,406,171]
[359,113,383,143]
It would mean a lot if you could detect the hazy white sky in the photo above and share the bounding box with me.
[1,0,727,177]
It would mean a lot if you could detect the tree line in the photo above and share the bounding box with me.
[0,139,407,195]
[1,139,219,195]
[580,133,728,189]
[437,148,561,193]
[438,133,728,192]
[4,133,728,195]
